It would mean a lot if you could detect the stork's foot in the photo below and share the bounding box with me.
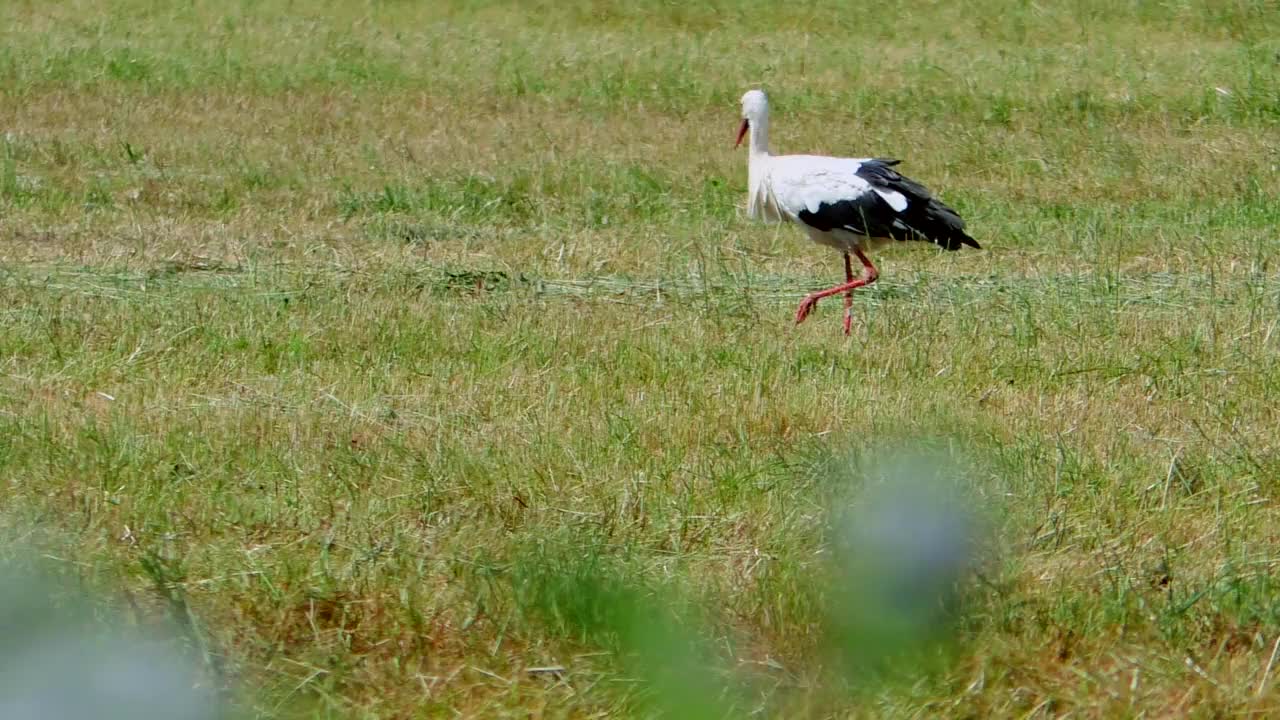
[795,294,822,325]
[795,249,880,332]
[795,294,857,333]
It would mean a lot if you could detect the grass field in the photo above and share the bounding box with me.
[2,0,1280,717]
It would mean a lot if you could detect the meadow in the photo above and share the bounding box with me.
[1,0,1279,716]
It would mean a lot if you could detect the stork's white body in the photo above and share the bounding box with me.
[746,154,910,254]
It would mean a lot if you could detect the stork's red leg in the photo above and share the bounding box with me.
[842,252,855,336]
[795,248,879,330]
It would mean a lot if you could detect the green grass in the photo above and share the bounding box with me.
[2,0,1280,716]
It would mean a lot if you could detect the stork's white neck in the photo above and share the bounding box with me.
[747,114,770,158]
[745,114,777,222]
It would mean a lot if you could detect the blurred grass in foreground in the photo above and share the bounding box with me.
[514,445,992,718]
[0,553,222,720]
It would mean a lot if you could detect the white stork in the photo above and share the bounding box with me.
[735,89,980,335]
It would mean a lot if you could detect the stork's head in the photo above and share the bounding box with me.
[736,89,768,149]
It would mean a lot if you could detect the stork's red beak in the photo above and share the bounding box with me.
[734,119,749,149]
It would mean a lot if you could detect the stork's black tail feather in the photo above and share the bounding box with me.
[921,197,981,251]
